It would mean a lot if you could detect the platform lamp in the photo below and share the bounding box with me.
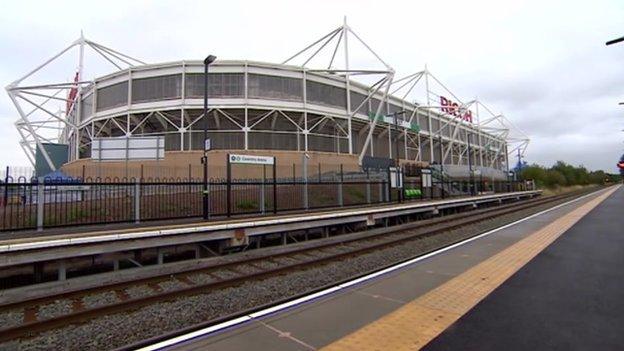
[202,54,217,220]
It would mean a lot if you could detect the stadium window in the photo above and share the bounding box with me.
[305,80,346,109]
[96,81,128,111]
[80,93,94,120]
[132,74,182,103]
[350,91,369,114]
[184,73,244,98]
[247,74,303,101]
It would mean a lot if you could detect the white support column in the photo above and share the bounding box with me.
[403,128,408,160]
[180,61,186,151]
[425,69,434,164]
[303,69,309,152]
[180,108,185,151]
[387,124,392,158]
[477,102,484,167]
[343,22,353,155]
[74,35,85,161]
[127,68,132,137]
[417,131,422,161]
[358,75,393,164]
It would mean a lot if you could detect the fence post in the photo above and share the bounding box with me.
[338,164,344,207]
[441,179,446,199]
[272,158,277,214]
[386,166,392,202]
[227,155,232,218]
[261,165,266,214]
[134,180,141,223]
[318,163,321,182]
[36,177,44,231]
[366,168,371,204]
[2,166,8,207]
[378,177,383,203]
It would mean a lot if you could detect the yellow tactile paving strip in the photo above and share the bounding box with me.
[321,186,618,351]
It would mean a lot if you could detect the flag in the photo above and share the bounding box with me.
[66,71,79,115]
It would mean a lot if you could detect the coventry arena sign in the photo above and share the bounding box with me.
[229,154,275,165]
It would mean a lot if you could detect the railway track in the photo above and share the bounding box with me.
[0,188,597,344]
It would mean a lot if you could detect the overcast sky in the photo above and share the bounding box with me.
[1,0,623,172]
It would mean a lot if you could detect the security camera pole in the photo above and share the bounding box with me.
[202,54,217,220]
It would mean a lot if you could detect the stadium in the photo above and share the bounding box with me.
[6,21,529,181]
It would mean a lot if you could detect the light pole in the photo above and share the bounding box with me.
[388,110,406,202]
[438,134,444,198]
[202,54,217,220]
[467,132,474,195]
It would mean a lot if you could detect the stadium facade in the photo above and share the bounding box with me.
[6,21,529,180]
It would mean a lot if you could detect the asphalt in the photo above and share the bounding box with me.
[424,186,624,351]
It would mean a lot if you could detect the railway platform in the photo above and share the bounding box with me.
[149,185,621,351]
[0,191,539,265]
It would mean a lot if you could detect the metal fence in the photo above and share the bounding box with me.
[0,174,528,232]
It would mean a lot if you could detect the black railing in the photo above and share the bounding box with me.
[0,176,528,232]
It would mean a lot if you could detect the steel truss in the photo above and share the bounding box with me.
[388,67,530,172]
[7,19,528,175]
[5,33,145,172]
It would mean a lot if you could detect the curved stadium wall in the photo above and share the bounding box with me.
[62,60,507,178]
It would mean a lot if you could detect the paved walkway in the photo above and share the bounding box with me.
[424,185,624,350]
[160,186,617,351]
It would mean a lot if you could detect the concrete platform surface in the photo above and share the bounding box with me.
[157,186,616,351]
[424,185,624,351]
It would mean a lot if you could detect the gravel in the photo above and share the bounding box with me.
[157,280,185,293]
[1,196,580,350]
[36,300,72,320]
[0,308,24,329]
[236,264,265,274]
[124,285,153,299]
[209,270,239,280]
[186,273,218,285]
[82,291,119,309]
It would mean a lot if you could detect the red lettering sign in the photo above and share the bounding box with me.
[440,96,472,123]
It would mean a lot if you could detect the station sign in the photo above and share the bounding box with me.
[389,167,403,189]
[440,96,473,123]
[229,154,274,165]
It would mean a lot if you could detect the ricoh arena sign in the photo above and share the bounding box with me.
[440,96,473,123]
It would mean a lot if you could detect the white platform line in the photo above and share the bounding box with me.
[136,188,604,351]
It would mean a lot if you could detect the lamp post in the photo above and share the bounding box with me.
[467,132,474,196]
[202,54,217,220]
[388,110,406,202]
